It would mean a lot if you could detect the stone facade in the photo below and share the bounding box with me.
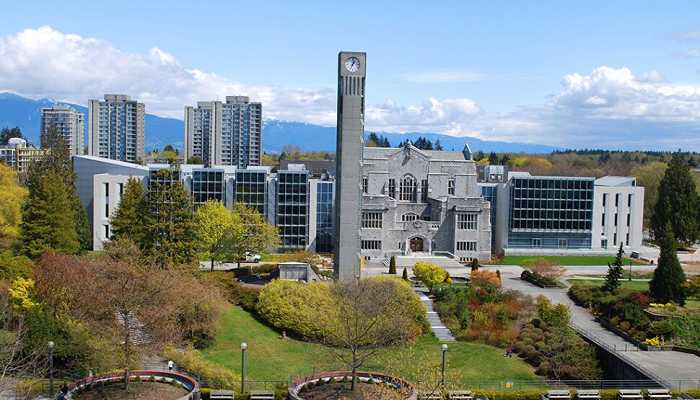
[360,144,491,262]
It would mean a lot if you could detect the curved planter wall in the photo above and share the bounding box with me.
[289,371,417,400]
[67,370,201,400]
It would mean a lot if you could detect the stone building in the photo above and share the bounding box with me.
[360,144,492,262]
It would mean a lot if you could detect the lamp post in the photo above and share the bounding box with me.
[629,260,633,281]
[48,341,55,397]
[441,344,448,387]
[240,342,248,395]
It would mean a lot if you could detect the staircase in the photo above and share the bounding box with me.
[395,254,464,269]
[415,287,455,342]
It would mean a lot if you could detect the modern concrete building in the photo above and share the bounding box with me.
[490,172,644,255]
[88,94,145,164]
[334,51,366,281]
[360,144,492,263]
[41,105,85,156]
[184,96,262,168]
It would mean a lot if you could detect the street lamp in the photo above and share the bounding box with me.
[441,344,448,387]
[48,341,55,397]
[240,342,248,395]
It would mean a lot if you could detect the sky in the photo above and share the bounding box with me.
[1,0,700,150]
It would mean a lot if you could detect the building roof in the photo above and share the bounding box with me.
[595,176,637,187]
[362,145,469,161]
[507,171,595,181]
[73,155,149,171]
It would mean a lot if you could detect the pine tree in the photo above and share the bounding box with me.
[649,223,687,305]
[434,139,443,151]
[488,152,499,164]
[652,152,699,247]
[111,178,149,246]
[389,255,397,275]
[603,244,625,292]
[21,171,80,257]
[402,267,408,281]
[144,170,197,267]
[470,258,480,272]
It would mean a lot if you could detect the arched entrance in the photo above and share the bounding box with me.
[409,237,424,253]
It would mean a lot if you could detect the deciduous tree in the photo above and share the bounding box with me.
[0,164,27,248]
[194,200,239,271]
[226,203,279,267]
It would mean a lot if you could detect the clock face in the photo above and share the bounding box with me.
[345,56,360,73]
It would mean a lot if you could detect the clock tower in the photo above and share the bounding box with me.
[334,51,366,281]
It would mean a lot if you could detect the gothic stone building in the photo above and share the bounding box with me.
[360,144,492,262]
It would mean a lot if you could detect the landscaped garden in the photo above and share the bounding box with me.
[74,382,188,400]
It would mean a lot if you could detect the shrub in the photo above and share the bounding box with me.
[523,258,564,280]
[470,270,501,287]
[163,345,240,389]
[521,270,559,288]
[413,262,450,289]
[389,256,397,275]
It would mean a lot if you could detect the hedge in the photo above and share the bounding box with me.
[520,270,559,288]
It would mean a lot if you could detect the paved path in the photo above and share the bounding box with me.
[498,268,700,391]
[414,287,455,342]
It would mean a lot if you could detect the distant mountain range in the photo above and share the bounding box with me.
[0,92,560,154]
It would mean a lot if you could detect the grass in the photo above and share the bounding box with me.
[489,255,647,266]
[201,306,540,386]
[566,278,651,291]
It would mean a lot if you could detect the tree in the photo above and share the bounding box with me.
[631,161,667,227]
[194,200,239,271]
[0,164,27,249]
[500,153,511,166]
[652,153,699,247]
[21,125,89,254]
[470,258,480,272]
[226,203,279,267]
[402,267,408,281]
[144,170,197,267]
[323,279,422,391]
[111,178,149,246]
[20,171,80,258]
[488,152,499,164]
[649,224,687,305]
[434,139,443,151]
[603,244,624,292]
[187,155,204,164]
[413,262,450,290]
[388,255,397,275]
[0,127,22,145]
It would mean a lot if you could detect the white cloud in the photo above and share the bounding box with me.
[682,48,700,58]
[402,70,485,83]
[1,27,700,150]
[675,31,700,41]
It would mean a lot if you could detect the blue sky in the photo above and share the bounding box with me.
[2,0,700,150]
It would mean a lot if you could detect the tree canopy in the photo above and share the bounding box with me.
[0,164,27,248]
[649,223,687,305]
[651,152,699,246]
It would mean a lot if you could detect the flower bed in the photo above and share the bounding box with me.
[68,370,200,400]
[289,371,416,400]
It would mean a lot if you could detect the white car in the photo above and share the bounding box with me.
[244,252,261,262]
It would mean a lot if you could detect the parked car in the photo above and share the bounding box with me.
[244,252,262,262]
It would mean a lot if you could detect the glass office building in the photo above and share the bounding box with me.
[507,175,594,249]
[191,170,225,207]
[235,170,268,215]
[315,181,335,252]
[276,170,309,250]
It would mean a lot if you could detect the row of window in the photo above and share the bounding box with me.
[457,213,478,230]
[601,213,631,227]
[602,193,633,208]
[456,241,477,251]
[361,240,382,250]
[365,176,457,199]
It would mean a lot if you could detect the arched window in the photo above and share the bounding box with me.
[401,213,419,222]
[399,175,417,202]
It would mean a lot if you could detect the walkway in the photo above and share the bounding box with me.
[414,287,455,342]
[497,268,700,391]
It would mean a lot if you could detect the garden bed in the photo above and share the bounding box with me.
[290,371,415,400]
[74,382,188,400]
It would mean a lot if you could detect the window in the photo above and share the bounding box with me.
[532,238,542,248]
[602,213,605,227]
[399,175,417,202]
[104,182,110,218]
[361,211,382,228]
[601,239,608,248]
[103,224,110,239]
[362,177,368,194]
[626,213,630,227]
[361,240,381,250]
[457,213,477,230]
[118,183,124,196]
[456,241,477,251]
[628,194,632,207]
[402,213,418,222]
[558,239,568,248]
[613,233,617,246]
[388,178,396,199]
[448,179,455,195]
[603,193,607,207]
[615,193,620,207]
[614,213,618,226]
[626,233,630,246]
[421,179,428,202]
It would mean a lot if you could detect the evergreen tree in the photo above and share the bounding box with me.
[0,127,22,145]
[500,153,511,166]
[651,152,699,247]
[603,243,624,292]
[111,178,149,246]
[144,170,197,267]
[402,267,408,281]
[389,255,397,275]
[434,139,443,151]
[21,171,80,257]
[21,125,87,256]
[473,151,485,162]
[470,258,480,272]
[488,152,499,164]
[649,223,687,305]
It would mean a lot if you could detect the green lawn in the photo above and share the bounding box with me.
[490,255,647,266]
[201,306,540,386]
[567,278,650,291]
